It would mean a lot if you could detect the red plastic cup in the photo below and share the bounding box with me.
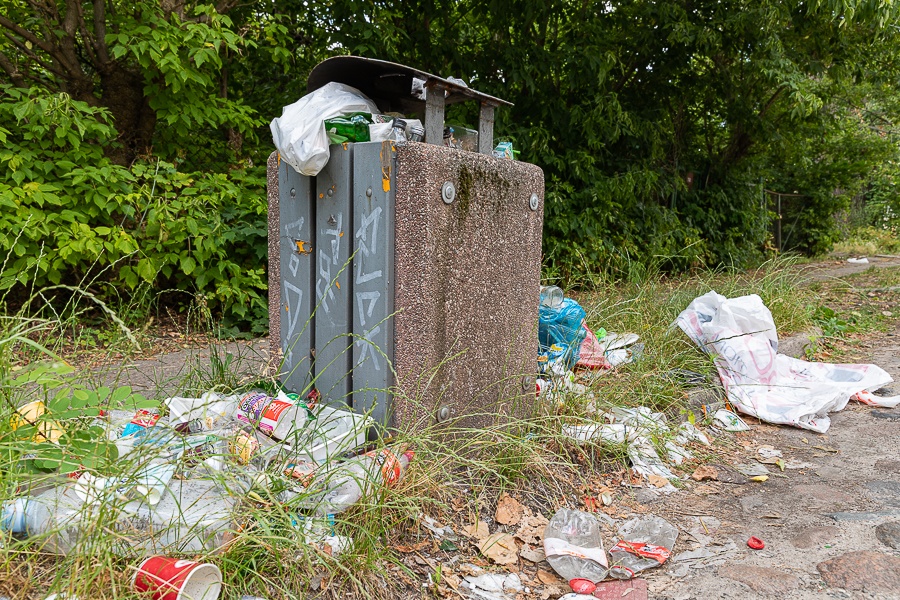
[133,556,222,600]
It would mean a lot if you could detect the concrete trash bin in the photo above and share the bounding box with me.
[267,57,544,431]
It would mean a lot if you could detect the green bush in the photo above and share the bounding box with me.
[0,86,268,334]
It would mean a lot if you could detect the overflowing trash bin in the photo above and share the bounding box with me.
[267,56,545,429]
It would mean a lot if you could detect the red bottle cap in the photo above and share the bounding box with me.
[747,536,765,550]
[569,578,597,594]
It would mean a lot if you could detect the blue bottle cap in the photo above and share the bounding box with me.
[1,498,28,534]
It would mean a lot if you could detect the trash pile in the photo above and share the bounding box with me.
[537,286,704,490]
[537,285,643,387]
[270,81,517,177]
[675,291,899,432]
[2,389,399,599]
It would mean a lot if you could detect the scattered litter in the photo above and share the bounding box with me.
[757,446,782,459]
[588,579,649,600]
[673,541,738,563]
[749,475,769,482]
[577,324,613,370]
[544,508,610,583]
[853,389,900,408]
[599,333,641,353]
[539,298,588,369]
[462,572,523,600]
[608,515,678,579]
[783,460,815,470]
[747,536,765,550]
[675,291,894,432]
[606,343,645,367]
[847,257,869,264]
[561,423,626,445]
[569,579,596,594]
[712,409,751,432]
[419,514,456,539]
[563,407,709,489]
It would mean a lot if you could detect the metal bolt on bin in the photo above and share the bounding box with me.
[267,56,545,431]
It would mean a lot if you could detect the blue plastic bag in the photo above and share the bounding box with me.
[539,298,587,367]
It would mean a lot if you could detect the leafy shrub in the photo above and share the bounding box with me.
[0,86,268,334]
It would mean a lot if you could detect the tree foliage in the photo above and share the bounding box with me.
[1,0,899,330]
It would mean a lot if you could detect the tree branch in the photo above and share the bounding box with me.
[92,0,110,65]
[2,31,67,78]
[75,0,101,67]
[0,14,56,54]
[0,49,27,87]
[759,85,786,119]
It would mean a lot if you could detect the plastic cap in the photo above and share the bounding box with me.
[1,498,29,533]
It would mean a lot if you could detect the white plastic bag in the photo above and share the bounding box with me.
[270,82,379,176]
[675,291,893,432]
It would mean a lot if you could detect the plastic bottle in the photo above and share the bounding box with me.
[540,285,564,309]
[1,484,87,554]
[115,479,238,554]
[2,479,238,555]
[300,448,414,515]
[407,123,425,142]
[387,118,408,143]
[236,390,308,441]
[543,508,609,584]
[323,113,372,143]
[608,515,678,579]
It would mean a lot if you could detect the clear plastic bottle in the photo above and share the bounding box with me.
[1,484,88,554]
[608,515,678,579]
[543,508,609,583]
[387,118,408,143]
[540,285,564,309]
[235,390,308,441]
[299,448,414,515]
[1,479,237,555]
[114,479,238,554]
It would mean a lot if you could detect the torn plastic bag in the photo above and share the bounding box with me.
[270,82,379,176]
[539,298,587,368]
[576,324,612,370]
[674,291,893,432]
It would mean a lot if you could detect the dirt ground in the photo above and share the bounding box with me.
[642,328,900,600]
[87,258,900,600]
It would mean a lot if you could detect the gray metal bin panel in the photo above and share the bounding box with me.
[350,142,396,425]
[277,157,314,394]
[313,144,353,404]
[275,143,396,421]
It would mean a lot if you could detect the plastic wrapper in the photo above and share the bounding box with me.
[675,291,894,432]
